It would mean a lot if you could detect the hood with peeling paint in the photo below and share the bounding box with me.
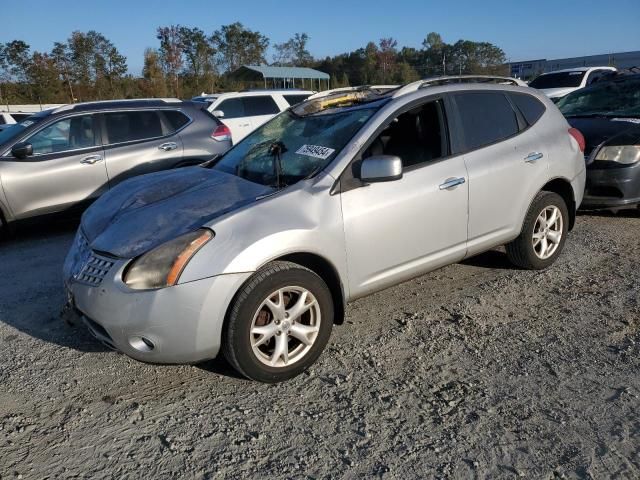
[81,166,273,258]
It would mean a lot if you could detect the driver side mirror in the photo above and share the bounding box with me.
[11,142,33,159]
[359,155,403,183]
[212,110,225,118]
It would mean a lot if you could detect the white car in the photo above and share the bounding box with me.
[0,112,32,130]
[204,90,314,143]
[529,67,617,102]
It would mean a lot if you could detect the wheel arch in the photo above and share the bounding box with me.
[262,252,347,326]
[540,177,577,230]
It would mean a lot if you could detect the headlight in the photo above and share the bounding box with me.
[595,145,640,164]
[123,229,213,290]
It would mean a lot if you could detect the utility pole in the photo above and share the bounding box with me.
[443,53,446,75]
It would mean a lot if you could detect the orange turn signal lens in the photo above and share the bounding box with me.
[166,230,213,286]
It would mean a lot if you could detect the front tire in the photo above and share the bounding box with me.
[223,261,334,383]
[506,191,569,270]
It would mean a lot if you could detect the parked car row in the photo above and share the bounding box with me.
[61,78,589,382]
[528,66,617,102]
[2,72,636,383]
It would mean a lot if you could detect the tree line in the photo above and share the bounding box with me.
[0,25,508,105]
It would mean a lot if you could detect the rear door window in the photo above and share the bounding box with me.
[508,93,546,127]
[454,92,519,151]
[217,98,245,119]
[104,111,163,144]
[243,96,280,116]
[27,114,97,154]
[162,110,190,132]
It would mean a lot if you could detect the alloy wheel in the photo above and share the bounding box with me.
[250,286,321,367]
[532,205,563,260]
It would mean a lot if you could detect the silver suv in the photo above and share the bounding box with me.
[0,99,231,229]
[63,80,587,382]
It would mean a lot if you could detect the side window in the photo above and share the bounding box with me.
[454,92,519,151]
[363,100,447,169]
[27,114,97,154]
[217,98,245,119]
[508,93,546,127]
[243,96,280,116]
[104,111,163,144]
[162,110,190,132]
[283,94,311,106]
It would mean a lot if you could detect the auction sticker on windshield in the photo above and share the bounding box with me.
[296,144,335,160]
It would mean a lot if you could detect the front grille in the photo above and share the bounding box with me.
[75,253,114,286]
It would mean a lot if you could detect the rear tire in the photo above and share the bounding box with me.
[506,191,569,270]
[223,261,334,383]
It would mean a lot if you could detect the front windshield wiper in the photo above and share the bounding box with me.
[269,141,287,189]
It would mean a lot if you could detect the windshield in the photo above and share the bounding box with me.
[529,71,586,89]
[0,112,49,145]
[557,78,640,117]
[213,104,380,187]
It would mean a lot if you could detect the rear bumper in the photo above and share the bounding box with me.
[581,162,640,209]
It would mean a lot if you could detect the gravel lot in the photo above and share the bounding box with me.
[1,211,639,479]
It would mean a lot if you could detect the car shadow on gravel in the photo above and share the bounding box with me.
[578,208,640,219]
[460,248,518,270]
[196,357,246,380]
[0,215,111,354]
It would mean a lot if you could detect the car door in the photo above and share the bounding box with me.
[340,98,469,298]
[449,91,550,257]
[0,113,107,219]
[215,98,253,144]
[100,109,184,187]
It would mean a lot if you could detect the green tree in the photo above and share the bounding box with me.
[157,25,184,96]
[273,33,313,67]
[211,22,269,73]
[142,48,168,97]
[178,26,216,93]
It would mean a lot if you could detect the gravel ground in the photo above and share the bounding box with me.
[1,211,639,479]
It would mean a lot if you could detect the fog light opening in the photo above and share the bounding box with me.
[129,336,155,352]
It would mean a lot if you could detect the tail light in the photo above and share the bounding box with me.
[211,124,231,142]
[568,127,585,153]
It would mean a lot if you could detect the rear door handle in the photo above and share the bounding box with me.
[158,142,178,151]
[439,177,466,190]
[80,155,103,165]
[524,152,544,163]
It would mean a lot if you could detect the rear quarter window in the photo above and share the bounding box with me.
[508,93,546,127]
[162,110,190,132]
[454,92,519,151]
[243,96,280,116]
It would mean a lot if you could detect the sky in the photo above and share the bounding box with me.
[3,0,640,74]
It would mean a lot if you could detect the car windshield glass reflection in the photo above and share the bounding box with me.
[214,105,379,187]
[557,79,640,117]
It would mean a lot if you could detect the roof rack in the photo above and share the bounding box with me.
[392,75,526,98]
[308,85,399,101]
[52,98,182,113]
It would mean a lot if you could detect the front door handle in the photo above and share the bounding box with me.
[80,154,103,165]
[439,177,466,190]
[158,142,178,151]
[524,152,544,163]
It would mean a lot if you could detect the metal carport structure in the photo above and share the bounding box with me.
[229,65,330,90]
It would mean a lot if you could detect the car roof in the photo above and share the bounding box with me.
[539,66,617,74]
[51,98,185,114]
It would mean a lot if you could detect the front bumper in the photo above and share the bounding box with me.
[581,161,640,209]
[65,257,252,364]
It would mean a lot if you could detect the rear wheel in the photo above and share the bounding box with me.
[223,261,334,383]
[506,191,569,270]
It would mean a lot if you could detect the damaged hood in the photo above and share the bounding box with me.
[81,167,273,258]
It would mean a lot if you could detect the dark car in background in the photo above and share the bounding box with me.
[0,99,231,230]
[557,73,640,210]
